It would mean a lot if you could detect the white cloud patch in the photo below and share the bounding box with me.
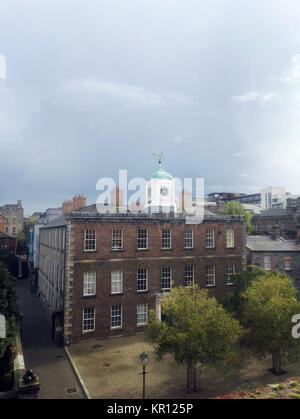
[272,54,300,83]
[61,79,189,108]
[232,151,244,158]
[231,90,278,106]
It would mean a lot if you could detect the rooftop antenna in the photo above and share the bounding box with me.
[153,152,164,169]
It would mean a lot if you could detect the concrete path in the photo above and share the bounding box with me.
[16,280,85,399]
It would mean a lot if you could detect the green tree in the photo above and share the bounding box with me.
[146,286,243,392]
[240,271,300,374]
[16,231,28,255]
[222,201,253,235]
[0,262,19,390]
[17,216,37,255]
[223,265,268,317]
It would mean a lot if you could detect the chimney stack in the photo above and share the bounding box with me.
[271,224,281,237]
[111,187,123,207]
[17,200,22,208]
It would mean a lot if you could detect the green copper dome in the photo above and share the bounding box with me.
[150,168,173,180]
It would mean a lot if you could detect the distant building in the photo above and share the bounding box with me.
[39,208,63,225]
[251,202,300,238]
[0,200,24,237]
[31,212,43,219]
[207,192,246,202]
[0,215,4,233]
[0,231,17,256]
[229,193,262,206]
[29,207,63,270]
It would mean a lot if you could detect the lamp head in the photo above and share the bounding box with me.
[139,351,149,367]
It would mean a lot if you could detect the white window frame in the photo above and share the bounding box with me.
[206,229,215,249]
[137,303,148,326]
[184,229,194,249]
[284,257,292,271]
[111,270,123,294]
[161,267,172,291]
[83,272,96,296]
[84,229,96,251]
[263,255,272,271]
[226,263,236,285]
[226,229,235,249]
[162,229,171,249]
[184,266,194,286]
[112,229,123,251]
[137,229,148,250]
[137,268,148,292]
[82,307,95,333]
[111,305,122,329]
[206,265,216,287]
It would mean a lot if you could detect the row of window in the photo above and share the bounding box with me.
[84,228,236,251]
[83,304,147,332]
[40,228,65,251]
[263,255,292,271]
[3,217,22,224]
[4,226,17,235]
[82,264,237,297]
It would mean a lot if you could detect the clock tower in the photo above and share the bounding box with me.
[146,156,176,213]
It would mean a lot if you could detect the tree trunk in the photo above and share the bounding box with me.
[272,351,281,375]
[186,360,197,393]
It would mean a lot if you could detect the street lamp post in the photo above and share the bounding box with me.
[139,351,149,399]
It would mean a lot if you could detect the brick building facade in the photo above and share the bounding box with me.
[38,204,247,344]
[0,231,17,256]
[0,200,24,237]
[0,215,4,233]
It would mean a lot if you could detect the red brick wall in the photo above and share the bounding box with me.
[62,195,87,213]
[0,216,4,233]
[68,218,246,340]
[0,236,17,255]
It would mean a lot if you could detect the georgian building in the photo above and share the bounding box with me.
[38,165,247,344]
[0,200,24,237]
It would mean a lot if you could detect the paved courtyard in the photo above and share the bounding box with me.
[69,333,300,399]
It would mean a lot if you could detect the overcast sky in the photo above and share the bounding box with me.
[1,0,300,215]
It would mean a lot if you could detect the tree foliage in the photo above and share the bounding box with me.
[146,286,243,392]
[17,216,37,255]
[0,261,19,388]
[223,265,268,317]
[239,271,300,373]
[222,201,253,235]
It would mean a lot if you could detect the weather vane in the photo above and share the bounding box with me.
[153,152,164,168]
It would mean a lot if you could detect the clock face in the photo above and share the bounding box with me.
[160,187,169,197]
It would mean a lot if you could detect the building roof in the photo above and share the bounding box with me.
[40,214,67,229]
[150,168,174,180]
[39,201,246,228]
[0,231,11,239]
[63,203,244,222]
[259,209,293,218]
[0,204,19,210]
[247,235,300,252]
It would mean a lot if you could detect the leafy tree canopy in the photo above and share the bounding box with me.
[146,286,243,391]
[222,201,253,235]
[240,271,300,370]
